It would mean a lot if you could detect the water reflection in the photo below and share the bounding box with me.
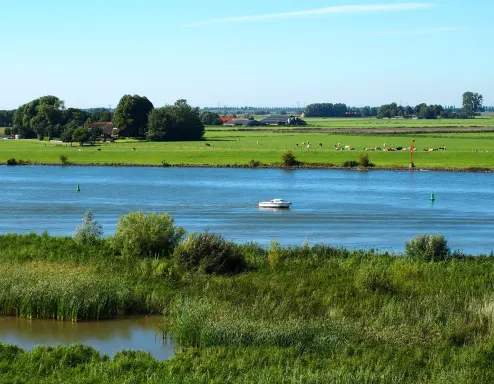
[0,316,174,360]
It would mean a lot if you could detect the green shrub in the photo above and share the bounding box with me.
[6,158,17,166]
[359,153,372,167]
[343,160,359,168]
[4,127,12,136]
[173,232,246,275]
[161,159,170,167]
[405,233,451,261]
[248,159,262,167]
[281,151,299,166]
[73,210,103,245]
[111,211,185,258]
[60,154,69,166]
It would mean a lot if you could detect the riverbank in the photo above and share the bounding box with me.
[2,230,494,382]
[2,129,494,170]
[2,161,493,173]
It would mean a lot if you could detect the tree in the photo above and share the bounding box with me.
[304,103,348,117]
[74,210,103,245]
[361,106,371,117]
[462,92,483,118]
[13,96,65,139]
[147,99,204,142]
[72,127,90,146]
[61,121,77,146]
[113,94,154,137]
[199,111,221,125]
[111,211,185,258]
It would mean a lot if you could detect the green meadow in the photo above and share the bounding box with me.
[2,130,494,169]
[2,228,494,382]
[304,115,494,129]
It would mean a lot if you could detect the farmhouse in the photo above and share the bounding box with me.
[259,115,307,126]
[88,122,120,137]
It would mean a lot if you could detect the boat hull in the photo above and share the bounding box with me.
[258,202,292,208]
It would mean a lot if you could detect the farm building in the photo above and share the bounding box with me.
[259,115,307,126]
[88,122,120,137]
[223,118,251,126]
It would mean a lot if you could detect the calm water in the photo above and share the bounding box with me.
[0,166,493,254]
[0,316,174,360]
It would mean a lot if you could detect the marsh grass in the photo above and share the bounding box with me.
[3,233,494,381]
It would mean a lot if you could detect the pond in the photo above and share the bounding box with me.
[0,166,493,254]
[0,316,173,360]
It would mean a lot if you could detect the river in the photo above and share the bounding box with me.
[0,166,493,254]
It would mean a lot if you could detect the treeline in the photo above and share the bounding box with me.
[7,96,113,139]
[6,95,204,143]
[0,110,14,127]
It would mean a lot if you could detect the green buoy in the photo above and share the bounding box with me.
[76,184,80,192]
[430,192,435,201]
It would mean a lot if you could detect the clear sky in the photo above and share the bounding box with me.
[2,0,493,109]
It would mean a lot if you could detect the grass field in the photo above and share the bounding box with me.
[1,130,494,169]
[304,116,494,129]
[2,231,494,382]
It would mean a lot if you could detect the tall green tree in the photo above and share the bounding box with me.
[113,95,154,137]
[72,127,90,146]
[462,92,483,118]
[147,99,204,142]
[13,96,65,139]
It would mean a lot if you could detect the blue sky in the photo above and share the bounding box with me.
[1,0,493,109]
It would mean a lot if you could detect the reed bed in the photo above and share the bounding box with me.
[3,233,494,381]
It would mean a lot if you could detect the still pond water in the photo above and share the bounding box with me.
[1,166,494,254]
[0,316,173,360]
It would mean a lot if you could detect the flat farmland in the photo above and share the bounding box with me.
[1,130,494,169]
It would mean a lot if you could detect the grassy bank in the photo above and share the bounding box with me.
[2,226,494,382]
[2,130,494,169]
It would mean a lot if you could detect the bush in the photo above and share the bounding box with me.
[248,159,262,168]
[173,232,246,275]
[343,160,359,168]
[60,155,69,166]
[4,127,12,136]
[161,159,170,167]
[281,151,299,167]
[359,153,372,167]
[111,212,185,258]
[405,233,451,261]
[74,210,103,245]
[6,158,17,166]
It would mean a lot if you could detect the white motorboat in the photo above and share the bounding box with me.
[258,198,292,208]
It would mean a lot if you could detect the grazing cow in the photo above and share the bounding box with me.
[296,143,299,147]
[132,147,136,151]
[344,145,352,150]
[306,144,311,151]
[97,148,101,151]
[205,143,211,147]
[439,146,446,151]
[319,143,323,147]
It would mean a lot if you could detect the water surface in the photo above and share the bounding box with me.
[0,316,173,360]
[0,166,493,254]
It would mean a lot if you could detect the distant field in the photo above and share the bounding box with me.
[0,127,5,135]
[251,116,494,129]
[1,130,494,169]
